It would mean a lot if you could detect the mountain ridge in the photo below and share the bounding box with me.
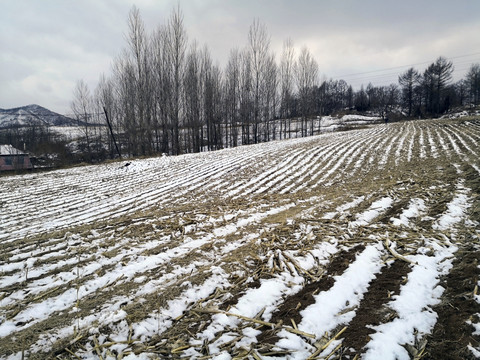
[0,104,80,128]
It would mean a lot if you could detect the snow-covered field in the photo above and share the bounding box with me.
[0,118,479,359]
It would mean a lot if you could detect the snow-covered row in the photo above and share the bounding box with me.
[186,241,339,358]
[270,244,385,359]
[390,198,426,227]
[350,197,393,228]
[1,117,479,359]
[3,119,475,244]
[363,239,457,360]
[432,182,472,231]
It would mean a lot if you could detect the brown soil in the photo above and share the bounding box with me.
[341,259,412,356]
[257,245,365,344]
[424,244,480,360]
[377,198,411,224]
[2,118,480,359]
[218,272,263,311]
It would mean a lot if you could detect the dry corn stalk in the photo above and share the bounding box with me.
[384,238,417,265]
[307,326,347,360]
[282,251,320,281]
[192,307,315,339]
[93,336,104,360]
[65,347,83,360]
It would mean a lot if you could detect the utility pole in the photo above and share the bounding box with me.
[103,107,122,159]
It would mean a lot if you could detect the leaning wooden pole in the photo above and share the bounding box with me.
[103,107,122,159]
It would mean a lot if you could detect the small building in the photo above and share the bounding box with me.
[0,145,33,171]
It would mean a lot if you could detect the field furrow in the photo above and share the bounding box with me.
[0,117,479,359]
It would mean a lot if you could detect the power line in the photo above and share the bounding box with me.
[338,53,480,89]
[336,52,480,79]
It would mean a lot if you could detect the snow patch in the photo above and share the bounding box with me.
[433,185,471,231]
[391,198,426,227]
[274,243,384,359]
[350,197,393,227]
[363,239,457,360]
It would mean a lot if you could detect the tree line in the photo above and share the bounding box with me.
[71,6,480,160]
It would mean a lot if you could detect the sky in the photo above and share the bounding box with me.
[1,0,480,115]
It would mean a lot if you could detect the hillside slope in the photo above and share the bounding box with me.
[0,118,479,359]
[0,104,78,128]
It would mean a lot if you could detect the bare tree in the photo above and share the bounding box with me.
[201,46,215,151]
[95,74,119,158]
[111,50,137,155]
[239,48,253,145]
[279,38,295,138]
[224,48,241,147]
[183,41,203,153]
[370,84,399,121]
[263,53,278,141]
[398,67,421,117]
[126,5,153,155]
[208,63,224,150]
[71,79,93,161]
[454,79,469,107]
[151,24,171,153]
[466,63,480,106]
[354,85,368,112]
[295,46,318,136]
[248,19,270,143]
[423,56,454,115]
[78,4,480,165]
[165,5,188,154]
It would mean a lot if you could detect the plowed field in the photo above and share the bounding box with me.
[1,117,479,359]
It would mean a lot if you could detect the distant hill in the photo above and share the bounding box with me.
[0,104,80,128]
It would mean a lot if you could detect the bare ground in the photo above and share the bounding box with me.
[0,118,479,359]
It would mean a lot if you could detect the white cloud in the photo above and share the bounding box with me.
[1,0,479,113]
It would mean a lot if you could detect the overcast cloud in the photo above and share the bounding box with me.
[1,0,479,114]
